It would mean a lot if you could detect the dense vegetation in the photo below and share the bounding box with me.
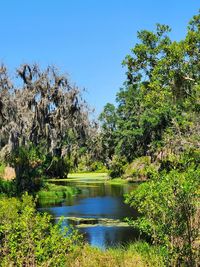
[0,64,103,193]
[99,11,200,266]
[100,16,200,174]
[0,194,165,266]
[0,194,82,266]
[0,10,200,267]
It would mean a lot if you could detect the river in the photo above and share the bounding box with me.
[38,174,139,249]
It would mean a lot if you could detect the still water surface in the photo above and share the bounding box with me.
[39,176,139,249]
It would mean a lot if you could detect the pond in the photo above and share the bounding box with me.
[38,174,139,249]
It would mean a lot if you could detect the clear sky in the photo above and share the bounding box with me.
[0,1,199,116]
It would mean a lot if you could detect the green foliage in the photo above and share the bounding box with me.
[76,154,108,173]
[99,103,118,164]
[67,242,165,267]
[37,183,79,205]
[10,145,45,194]
[89,161,108,172]
[99,11,200,171]
[124,156,157,181]
[10,144,73,193]
[45,155,71,178]
[0,194,82,266]
[0,179,16,197]
[126,168,200,266]
[108,155,127,178]
[0,162,5,177]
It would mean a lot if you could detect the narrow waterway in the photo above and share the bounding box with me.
[38,175,139,249]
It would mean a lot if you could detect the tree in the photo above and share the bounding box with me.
[99,103,117,165]
[0,64,91,191]
[121,13,200,258]
[100,11,200,176]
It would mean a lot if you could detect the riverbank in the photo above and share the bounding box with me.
[48,172,108,182]
[38,172,134,204]
[39,171,139,249]
[0,183,165,267]
[37,183,80,205]
[47,172,130,185]
[0,173,166,266]
[67,242,165,267]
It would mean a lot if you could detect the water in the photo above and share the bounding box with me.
[38,176,139,249]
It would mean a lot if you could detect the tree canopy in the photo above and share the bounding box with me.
[0,64,97,192]
[99,11,200,169]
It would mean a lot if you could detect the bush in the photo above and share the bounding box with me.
[10,145,46,194]
[126,168,200,266]
[0,194,82,266]
[45,155,71,178]
[0,162,5,177]
[0,178,16,196]
[10,144,72,194]
[108,155,127,178]
[89,161,108,172]
[123,156,158,181]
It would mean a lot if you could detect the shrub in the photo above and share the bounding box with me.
[0,162,5,177]
[10,145,45,194]
[0,178,16,196]
[89,161,108,172]
[123,156,158,181]
[45,155,71,178]
[0,194,82,266]
[126,168,200,266]
[108,155,127,178]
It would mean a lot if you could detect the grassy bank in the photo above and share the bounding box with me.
[105,177,128,185]
[67,242,165,267]
[48,172,129,185]
[37,183,80,205]
[68,172,108,178]
[52,172,108,181]
[37,172,131,205]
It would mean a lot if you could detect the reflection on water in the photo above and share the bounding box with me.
[38,178,139,249]
[81,226,139,249]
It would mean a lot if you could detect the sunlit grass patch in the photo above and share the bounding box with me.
[68,172,108,178]
[105,177,128,185]
[37,183,79,205]
[48,172,108,182]
[66,242,165,267]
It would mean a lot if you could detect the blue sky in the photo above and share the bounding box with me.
[0,1,199,116]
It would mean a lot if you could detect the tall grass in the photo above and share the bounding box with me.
[67,242,165,267]
[37,183,80,205]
